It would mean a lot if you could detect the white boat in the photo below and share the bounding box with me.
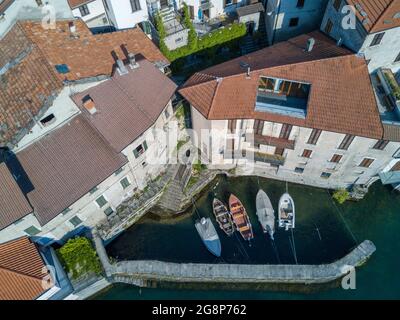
[195,217,222,257]
[256,189,275,240]
[278,193,295,231]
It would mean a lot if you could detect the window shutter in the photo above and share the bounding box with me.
[133,148,139,158]
[143,140,148,150]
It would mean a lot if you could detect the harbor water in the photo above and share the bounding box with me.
[94,175,400,299]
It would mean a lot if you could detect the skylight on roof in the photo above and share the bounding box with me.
[55,64,70,74]
[255,76,311,119]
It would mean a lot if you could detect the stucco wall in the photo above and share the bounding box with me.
[164,28,188,50]
[106,0,148,29]
[71,0,108,27]
[265,0,329,44]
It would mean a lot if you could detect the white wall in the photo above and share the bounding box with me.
[106,0,148,29]
[0,0,73,37]
[71,0,108,27]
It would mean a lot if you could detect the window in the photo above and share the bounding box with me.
[295,167,304,173]
[302,149,312,158]
[289,17,299,27]
[40,114,56,127]
[333,0,341,11]
[130,0,141,12]
[338,134,355,150]
[253,120,264,135]
[275,147,284,156]
[395,52,400,63]
[164,108,170,119]
[61,208,71,215]
[321,172,331,179]
[330,154,342,163]
[390,161,400,171]
[104,207,114,216]
[228,120,237,133]
[307,129,322,145]
[35,0,43,6]
[79,4,90,16]
[296,0,305,8]
[120,177,131,189]
[279,124,293,139]
[325,19,333,34]
[133,141,148,158]
[142,161,147,168]
[373,139,389,150]
[24,226,41,236]
[69,216,82,227]
[370,32,385,46]
[114,167,123,176]
[95,195,108,208]
[55,64,70,74]
[175,37,183,44]
[89,187,98,195]
[359,158,374,168]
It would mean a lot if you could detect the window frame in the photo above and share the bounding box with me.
[133,141,148,158]
[296,0,305,8]
[120,177,131,189]
[130,0,141,13]
[24,225,41,236]
[338,134,355,150]
[104,207,114,216]
[320,172,331,179]
[307,129,322,145]
[301,149,313,158]
[373,139,389,150]
[289,17,300,27]
[95,195,108,208]
[295,167,305,174]
[79,4,90,16]
[333,0,341,11]
[359,158,374,168]
[325,19,333,34]
[69,216,83,227]
[370,32,385,47]
[253,119,264,135]
[330,154,343,163]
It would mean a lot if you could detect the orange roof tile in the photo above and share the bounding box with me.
[0,237,49,300]
[347,0,400,33]
[179,32,383,139]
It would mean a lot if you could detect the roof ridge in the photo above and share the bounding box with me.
[0,265,45,281]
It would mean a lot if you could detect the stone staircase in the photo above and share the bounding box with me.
[157,164,192,212]
[241,11,269,55]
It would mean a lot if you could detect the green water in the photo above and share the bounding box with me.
[96,176,400,299]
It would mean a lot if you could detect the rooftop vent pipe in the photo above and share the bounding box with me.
[306,37,315,52]
[116,59,128,75]
[128,52,139,69]
[82,96,97,115]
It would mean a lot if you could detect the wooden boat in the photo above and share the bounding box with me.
[212,198,235,236]
[278,193,295,231]
[229,194,254,242]
[195,217,222,257]
[256,189,275,240]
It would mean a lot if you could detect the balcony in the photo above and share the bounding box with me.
[249,133,295,150]
[255,77,310,119]
[244,150,285,166]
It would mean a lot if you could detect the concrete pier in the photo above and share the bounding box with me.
[93,232,376,286]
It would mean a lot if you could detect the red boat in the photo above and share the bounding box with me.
[229,194,254,242]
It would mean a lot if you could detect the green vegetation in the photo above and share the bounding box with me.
[57,237,102,279]
[384,73,400,100]
[332,189,350,204]
[192,159,206,175]
[177,138,189,151]
[175,104,185,121]
[186,175,199,190]
[156,2,246,62]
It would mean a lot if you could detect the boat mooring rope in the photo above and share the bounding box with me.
[325,189,358,245]
[270,239,281,264]
[289,229,298,265]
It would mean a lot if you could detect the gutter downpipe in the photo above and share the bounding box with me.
[271,0,282,45]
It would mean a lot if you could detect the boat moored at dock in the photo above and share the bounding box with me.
[229,194,254,242]
[212,198,235,236]
[195,217,222,257]
[278,193,295,231]
[256,189,276,240]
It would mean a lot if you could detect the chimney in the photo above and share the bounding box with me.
[116,59,128,75]
[69,21,76,33]
[246,66,251,78]
[337,37,343,47]
[128,52,139,69]
[306,37,315,52]
[82,96,97,115]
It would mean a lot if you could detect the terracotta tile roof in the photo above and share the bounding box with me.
[0,163,32,230]
[72,58,177,152]
[0,23,63,147]
[179,32,384,139]
[346,0,400,33]
[20,19,169,82]
[0,237,49,300]
[67,0,93,8]
[16,115,127,225]
[0,19,167,147]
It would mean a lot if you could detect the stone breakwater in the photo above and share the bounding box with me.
[93,232,376,286]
